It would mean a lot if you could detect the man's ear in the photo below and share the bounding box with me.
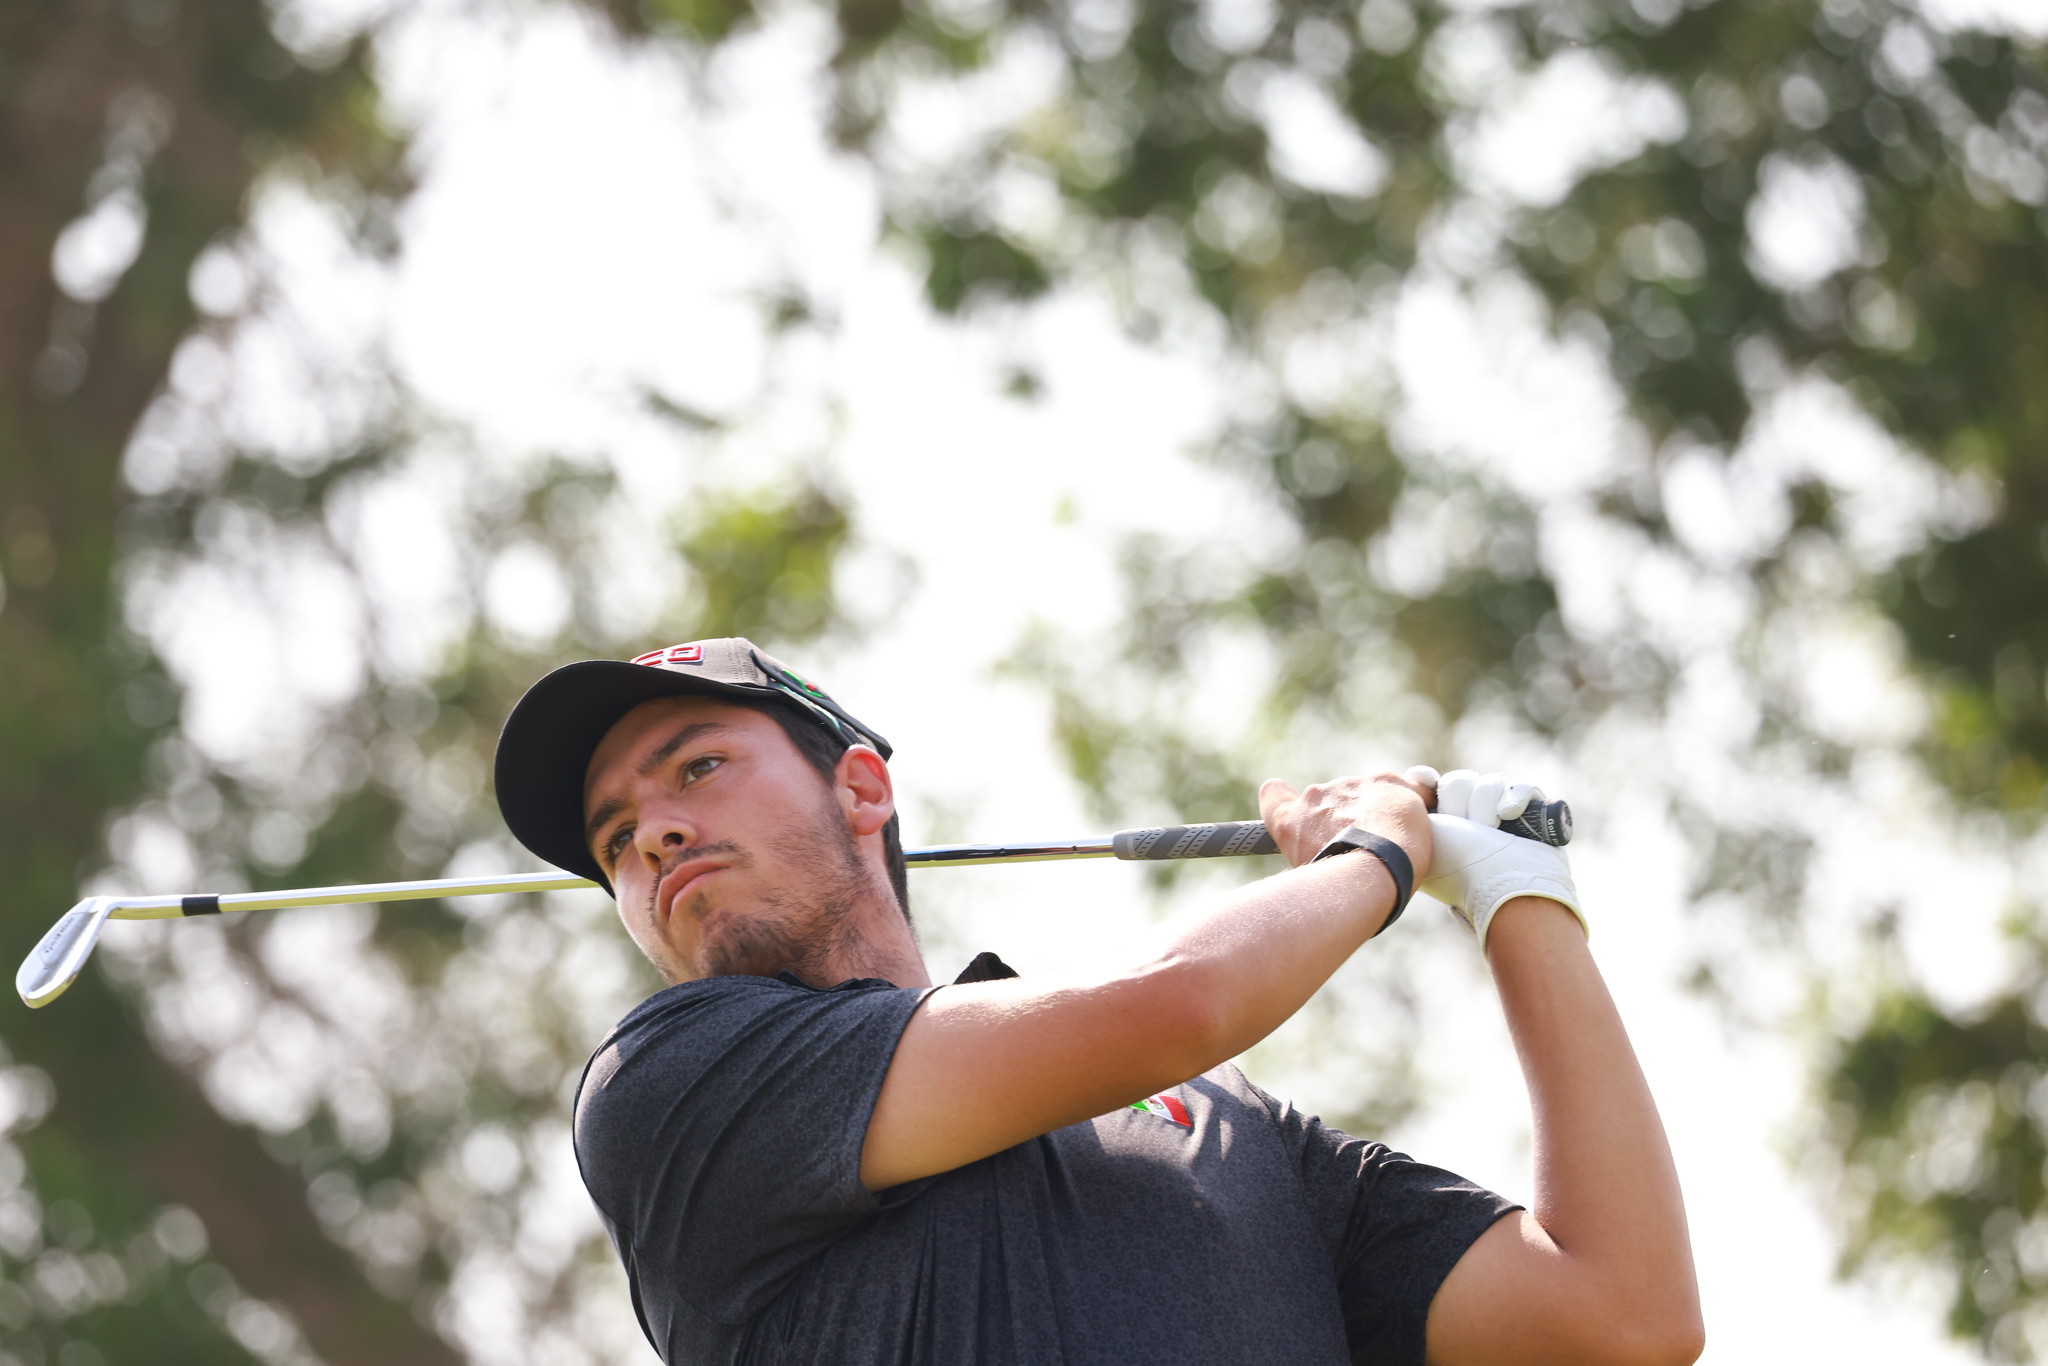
[836,745,895,837]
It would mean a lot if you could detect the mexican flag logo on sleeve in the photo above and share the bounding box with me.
[1130,1092,1192,1128]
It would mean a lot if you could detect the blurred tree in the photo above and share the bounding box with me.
[2,3,871,1365]
[0,3,474,1363]
[586,0,2048,1354]
[100,444,866,1366]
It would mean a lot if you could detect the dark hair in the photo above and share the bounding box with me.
[749,698,912,924]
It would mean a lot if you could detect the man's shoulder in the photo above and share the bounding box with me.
[571,971,928,1215]
[579,972,923,1115]
[614,971,790,1024]
[1183,1066,1386,1161]
[607,971,903,1038]
[1193,1061,1285,1121]
[1086,1064,1294,1157]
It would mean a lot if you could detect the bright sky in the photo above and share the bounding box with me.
[102,0,2044,1359]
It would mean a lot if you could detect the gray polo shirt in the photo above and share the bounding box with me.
[574,961,1516,1365]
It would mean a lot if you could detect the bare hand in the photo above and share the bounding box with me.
[1257,770,1434,879]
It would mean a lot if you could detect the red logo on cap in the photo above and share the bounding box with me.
[632,644,703,667]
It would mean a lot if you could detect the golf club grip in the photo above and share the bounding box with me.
[1111,799,1572,860]
[1505,798,1573,846]
[1112,822,1279,860]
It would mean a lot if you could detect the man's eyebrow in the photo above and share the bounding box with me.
[584,721,735,844]
[638,721,731,776]
[584,796,628,848]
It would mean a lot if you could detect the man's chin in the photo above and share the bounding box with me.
[696,915,812,983]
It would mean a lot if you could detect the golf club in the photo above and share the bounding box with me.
[17,802,1570,1009]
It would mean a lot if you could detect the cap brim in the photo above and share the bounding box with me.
[492,661,785,892]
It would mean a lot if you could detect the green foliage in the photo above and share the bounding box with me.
[915,224,1051,313]
[1822,952,2048,1357]
[671,474,858,642]
[1506,2,2048,825]
[642,0,761,44]
[3,3,880,1362]
[108,438,871,1354]
[1892,457,2048,810]
[0,1,457,1360]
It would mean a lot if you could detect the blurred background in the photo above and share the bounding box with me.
[3,0,2046,1361]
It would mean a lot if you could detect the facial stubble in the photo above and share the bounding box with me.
[650,784,888,985]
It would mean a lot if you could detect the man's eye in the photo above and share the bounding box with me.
[682,756,723,784]
[603,827,634,863]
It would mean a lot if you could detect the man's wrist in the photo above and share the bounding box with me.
[1481,894,1590,958]
[1311,827,1414,936]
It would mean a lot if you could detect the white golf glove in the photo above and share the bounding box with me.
[1408,767,1587,949]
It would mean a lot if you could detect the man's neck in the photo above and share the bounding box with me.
[819,897,932,988]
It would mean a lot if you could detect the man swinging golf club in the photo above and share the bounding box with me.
[494,637,1702,1366]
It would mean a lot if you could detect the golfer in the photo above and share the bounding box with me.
[494,638,1701,1366]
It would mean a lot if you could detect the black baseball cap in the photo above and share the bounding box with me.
[493,637,892,892]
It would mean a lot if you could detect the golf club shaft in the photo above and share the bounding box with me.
[88,841,1120,921]
[99,871,600,921]
[91,834,1145,920]
[18,805,1570,1008]
[93,800,1570,920]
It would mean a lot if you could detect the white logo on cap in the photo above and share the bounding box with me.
[631,644,704,667]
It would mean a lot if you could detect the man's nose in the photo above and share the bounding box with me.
[632,802,696,865]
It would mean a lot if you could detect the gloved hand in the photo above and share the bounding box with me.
[1410,766,1546,830]
[1408,768,1587,949]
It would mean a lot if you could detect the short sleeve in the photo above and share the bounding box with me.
[572,976,929,1334]
[1256,1086,1520,1366]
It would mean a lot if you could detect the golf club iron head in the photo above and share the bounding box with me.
[17,898,116,1009]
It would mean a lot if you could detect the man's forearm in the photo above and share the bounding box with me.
[1485,896,1702,1360]
[1150,852,1399,1063]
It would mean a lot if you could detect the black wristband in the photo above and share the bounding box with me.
[1312,827,1414,935]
